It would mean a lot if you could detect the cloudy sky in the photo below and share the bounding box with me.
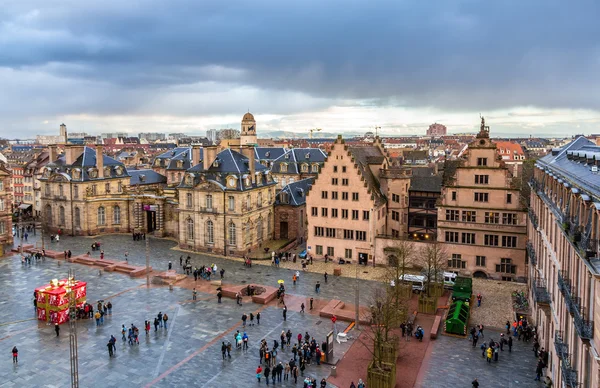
[1,1,599,138]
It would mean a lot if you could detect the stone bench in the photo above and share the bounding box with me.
[129,267,151,278]
[319,299,345,319]
[93,259,117,268]
[251,287,278,304]
[12,244,34,253]
[430,315,442,339]
[73,256,98,265]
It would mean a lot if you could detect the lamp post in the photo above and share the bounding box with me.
[145,233,150,288]
[355,261,360,330]
[66,268,79,388]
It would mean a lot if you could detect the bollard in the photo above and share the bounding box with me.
[330,366,336,376]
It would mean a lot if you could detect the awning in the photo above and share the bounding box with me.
[18,204,32,210]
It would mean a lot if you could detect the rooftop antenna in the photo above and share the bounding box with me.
[374,126,381,137]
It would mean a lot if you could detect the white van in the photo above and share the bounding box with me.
[443,272,457,289]
[399,274,426,294]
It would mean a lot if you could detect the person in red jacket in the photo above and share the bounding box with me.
[256,365,263,383]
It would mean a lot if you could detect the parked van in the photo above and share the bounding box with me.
[443,272,457,289]
[399,274,426,294]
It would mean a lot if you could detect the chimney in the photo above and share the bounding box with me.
[241,145,256,183]
[203,146,217,171]
[60,123,68,144]
[192,144,202,167]
[65,145,74,165]
[48,145,57,163]
[96,145,104,178]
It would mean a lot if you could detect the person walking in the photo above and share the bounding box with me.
[107,341,114,357]
[158,312,163,327]
[256,365,263,383]
[472,379,479,388]
[264,365,271,385]
[256,312,261,325]
[163,313,169,329]
[486,346,492,363]
[11,346,18,363]
[315,281,320,294]
[154,318,159,332]
[508,335,513,352]
[282,306,287,321]
[300,303,305,313]
[535,359,544,381]
[168,261,172,270]
[477,293,482,307]
[221,342,227,360]
[193,288,197,301]
[55,323,60,337]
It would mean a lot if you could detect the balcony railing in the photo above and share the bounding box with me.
[533,278,551,305]
[537,190,562,219]
[561,358,579,388]
[558,270,571,296]
[574,311,594,341]
[200,207,217,213]
[568,295,581,316]
[526,242,537,266]
[554,331,568,360]
[528,209,539,229]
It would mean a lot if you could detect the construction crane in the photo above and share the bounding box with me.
[309,128,322,139]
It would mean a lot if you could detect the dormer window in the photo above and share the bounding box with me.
[185,174,194,185]
[177,160,184,168]
[88,168,98,179]
[246,177,251,187]
[265,152,270,157]
[285,153,290,159]
[305,153,310,159]
[228,176,236,188]
[213,159,220,168]
[280,163,288,173]
[281,192,289,204]
[301,164,309,173]
[115,166,124,176]
[311,164,319,173]
[104,166,111,177]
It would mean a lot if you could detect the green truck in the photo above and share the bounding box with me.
[444,276,473,335]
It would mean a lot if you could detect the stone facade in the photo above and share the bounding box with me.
[0,165,13,255]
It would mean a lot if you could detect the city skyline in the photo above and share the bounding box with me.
[1,1,599,137]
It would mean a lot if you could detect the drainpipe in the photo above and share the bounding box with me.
[70,180,75,236]
[223,190,227,257]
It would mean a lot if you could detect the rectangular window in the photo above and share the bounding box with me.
[342,178,349,186]
[206,195,213,209]
[333,166,338,173]
[331,178,338,185]
[496,258,516,274]
[331,208,338,218]
[392,211,400,221]
[332,191,338,200]
[321,191,328,199]
[356,231,367,241]
[311,207,318,216]
[506,193,512,204]
[345,249,353,259]
[484,212,500,224]
[352,210,359,220]
[392,229,400,238]
[326,227,336,238]
[462,211,476,222]
[343,229,354,239]
[342,209,349,219]
[445,210,460,221]
[477,157,488,166]
[502,213,517,225]
[474,192,489,202]
[448,254,466,269]
[476,256,486,267]
[92,184,97,195]
[392,194,400,203]
[352,192,359,201]
[228,196,235,211]
[314,227,324,237]
[321,208,328,217]
[342,192,349,200]
[461,233,476,245]
[363,211,370,220]
[484,234,499,246]
[327,247,334,256]
[502,235,517,248]
[474,174,489,184]
[451,191,457,201]
[445,231,459,243]
[342,166,347,173]
[316,245,323,255]
[73,185,79,199]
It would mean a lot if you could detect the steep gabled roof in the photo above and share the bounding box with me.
[129,169,167,185]
[348,146,386,206]
[276,177,314,206]
[271,148,327,174]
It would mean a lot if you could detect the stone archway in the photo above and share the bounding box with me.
[473,271,488,279]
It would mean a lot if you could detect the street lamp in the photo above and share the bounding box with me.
[66,268,79,388]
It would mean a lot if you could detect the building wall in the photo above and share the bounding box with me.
[0,169,13,255]
[274,204,305,243]
[379,168,411,236]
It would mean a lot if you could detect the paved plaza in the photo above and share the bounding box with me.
[418,329,544,388]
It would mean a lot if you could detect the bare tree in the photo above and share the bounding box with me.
[382,239,416,311]
[420,241,448,297]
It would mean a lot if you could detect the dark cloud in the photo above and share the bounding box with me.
[0,0,599,134]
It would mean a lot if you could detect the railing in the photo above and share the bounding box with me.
[554,331,568,360]
[538,190,562,219]
[574,311,594,340]
[533,278,551,305]
[529,178,539,191]
[578,235,598,259]
[526,242,537,266]
[200,207,217,213]
[561,357,579,388]
[558,270,571,296]
[568,295,581,316]
[528,209,539,229]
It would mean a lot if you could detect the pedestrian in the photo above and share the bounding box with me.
[180,256,183,266]
[107,341,114,357]
[292,365,298,384]
[168,261,172,270]
[11,346,18,363]
[158,312,163,327]
[310,298,314,310]
[479,324,485,338]
[125,251,128,261]
[472,378,479,388]
[535,359,544,381]
[282,306,287,321]
[226,341,232,358]
[486,346,492,363]
[264,365,271,385]
[122,324,127,340]
[107,301,112,314]
[193,288,197,300]
[321,378,327,387]
[257,312,261,325]
[298,333,303,345]
[243,332,249,350]
[508,335,513,352]
[221,342,227,360]
[220,268,225,279]
[315,281,320,294]
[256,365,263,383]
[506,320,511,335]
[163,313,169,329]
[55,323,60,337]
[242,313,247,327]
[477,293,482,307]
[145,320,150,335]
[154,318,159,331]
[324,272,328,283]
[300,303,305,313]
[217,290,222,303]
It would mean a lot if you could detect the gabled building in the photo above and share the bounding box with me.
[254,147,287,168]
[151,146,199,186]
[177,145,276,256]
[408,173,442,241]
[437,118,526,280]
[0,164,13,255]
[271,148,327,188]
[274,178,314,244]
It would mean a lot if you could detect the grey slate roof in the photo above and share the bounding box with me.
[180,148,275,191]
[271,148,327,174]
[254,147,287,163]
[153,147,197,171]
[276,177,314,206]
[43,146,129,182]
[348,146,386,206]
[409,175,442,193]
[537,136,600,199]
[129,169,167,186]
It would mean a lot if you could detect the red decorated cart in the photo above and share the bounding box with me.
[35,278,87,324]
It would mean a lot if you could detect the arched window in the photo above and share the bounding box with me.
[228,221,236,246]
[74,207,81,228]
[46,205,52,225]
[59,206,65,225]
[186,218,194,240]
[113,205,121,224]
[301,164,309,173]
[312,164,319,173]
[97,206,106,225]
[186,193,193,208]
[257,217,263,240]
[245,222,251,243]
[206,220,214,244]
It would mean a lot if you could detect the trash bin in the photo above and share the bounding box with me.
[330,366,336,377]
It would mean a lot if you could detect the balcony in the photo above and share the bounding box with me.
[554,331,568,360]
[528,209,538,229]
[561,358,579,388]
[200,207,217,214]
[558,270,571,296]
[53,195,67,201]
[526,242,537,266]
[529,178,539,191]
[578,235,598,259]
[575,311,594,341]
[537,190,561,220]
[567,295,580,316]
[533,278,551,305]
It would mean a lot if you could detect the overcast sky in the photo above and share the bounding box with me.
[1,1,599,138]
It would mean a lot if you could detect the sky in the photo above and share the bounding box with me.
[1,0,599,138]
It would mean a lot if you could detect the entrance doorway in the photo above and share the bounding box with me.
[146,210,156,233]
[280,221,288,240]
[358,252,369,266]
